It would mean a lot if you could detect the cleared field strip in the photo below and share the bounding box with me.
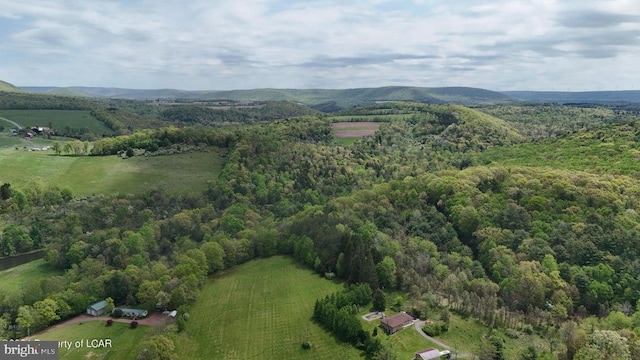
[328,113,412,122]
[332,121,381,138]
[175,256,360,360]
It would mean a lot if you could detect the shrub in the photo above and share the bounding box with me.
[177,316,186,332]
[130,321,138,329]
[423,320,448,337]
[112,308,123,318]
[440,309,451,324]
[505,328,520,339]
[521,324,534,335]
[302,341,312,350]
[409,308,423,319]
[106,319,114,327]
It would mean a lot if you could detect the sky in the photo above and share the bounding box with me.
[1,0,639,91]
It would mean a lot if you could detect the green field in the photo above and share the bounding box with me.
[434,314,488,355]
[0,110,113,134]
[174,256,362,360]
[0,133,53,148]
[0,148,223,196]
[0,259,62,297]
[35,320,151,360]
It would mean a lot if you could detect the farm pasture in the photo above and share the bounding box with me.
[174,256,360,360]
[0,147,222,196]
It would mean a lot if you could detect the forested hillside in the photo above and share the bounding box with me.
[2,100,640,359]
[479,104,640,139]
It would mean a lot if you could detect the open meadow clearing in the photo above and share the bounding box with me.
[0,259,62,297]
[0,148,222,196]
[328,114,411,122]
[0,110,113,135]
[331,122,382,145]
[174,256,361,360]
[33,320,151,360]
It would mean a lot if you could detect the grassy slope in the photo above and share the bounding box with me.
[0,148,223,196]
[0,132,54,148]
[174,256,361,360]
[35,321,150,360]
[0,110,113,134]
[435,314,548,359]
[0,259,62,297]
[0,80,24,93]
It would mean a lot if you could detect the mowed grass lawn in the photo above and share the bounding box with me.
[175,256,362,360]
[35,321,151,360]
[0,148,222,196]
[0,259,62,297]
[359,309,444,359]
[0,110,113,135]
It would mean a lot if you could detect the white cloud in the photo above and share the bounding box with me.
[0,0,638,90]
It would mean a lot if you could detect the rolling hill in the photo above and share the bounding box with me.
[477,119,640,176]
[0,79,24,93]
[21,86,515,108]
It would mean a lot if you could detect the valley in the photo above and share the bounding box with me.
[1,83,640,360]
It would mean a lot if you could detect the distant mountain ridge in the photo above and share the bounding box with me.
[21,85,514,107]
[503,90,640,103]
[17,83,640,107]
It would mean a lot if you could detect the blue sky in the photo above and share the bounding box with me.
[0,0,639,91]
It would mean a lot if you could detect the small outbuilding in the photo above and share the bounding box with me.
[87,300,108,317]
[380,312,414,334]
[415,349,451,360]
